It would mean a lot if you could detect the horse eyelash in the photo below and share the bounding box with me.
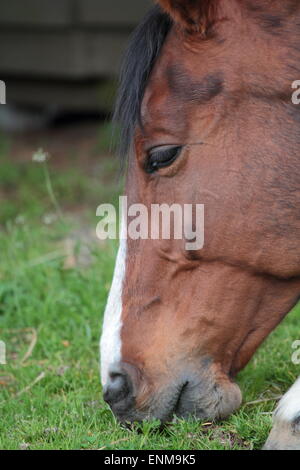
[145,146,182,173]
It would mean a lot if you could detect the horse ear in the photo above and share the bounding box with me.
[155,0,217,35]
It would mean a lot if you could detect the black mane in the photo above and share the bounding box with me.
[113,6,172,164]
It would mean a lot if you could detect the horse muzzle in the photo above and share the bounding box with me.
[103,361,242,423]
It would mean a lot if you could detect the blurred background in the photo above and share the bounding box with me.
[0,0,152,241]
[0,0,151,127]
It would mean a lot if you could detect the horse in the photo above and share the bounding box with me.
[100,0,300,450]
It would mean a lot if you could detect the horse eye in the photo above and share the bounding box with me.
[145,146,182,173]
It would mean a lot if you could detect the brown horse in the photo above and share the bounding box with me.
[100,0,300,449]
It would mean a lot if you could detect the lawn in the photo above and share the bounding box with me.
[0,126,299,450]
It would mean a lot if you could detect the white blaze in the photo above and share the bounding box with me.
[100,219,127,387]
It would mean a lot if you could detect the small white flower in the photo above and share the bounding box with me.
[32,148,49,163]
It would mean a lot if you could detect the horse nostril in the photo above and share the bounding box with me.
[103,368,132,407]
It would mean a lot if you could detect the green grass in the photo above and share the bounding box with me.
[0,131,299,450]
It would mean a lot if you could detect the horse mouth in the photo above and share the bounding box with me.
[144,381,237,423]
[105,366,242,424]
[173,381,195,419]
[109,381,198,424]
